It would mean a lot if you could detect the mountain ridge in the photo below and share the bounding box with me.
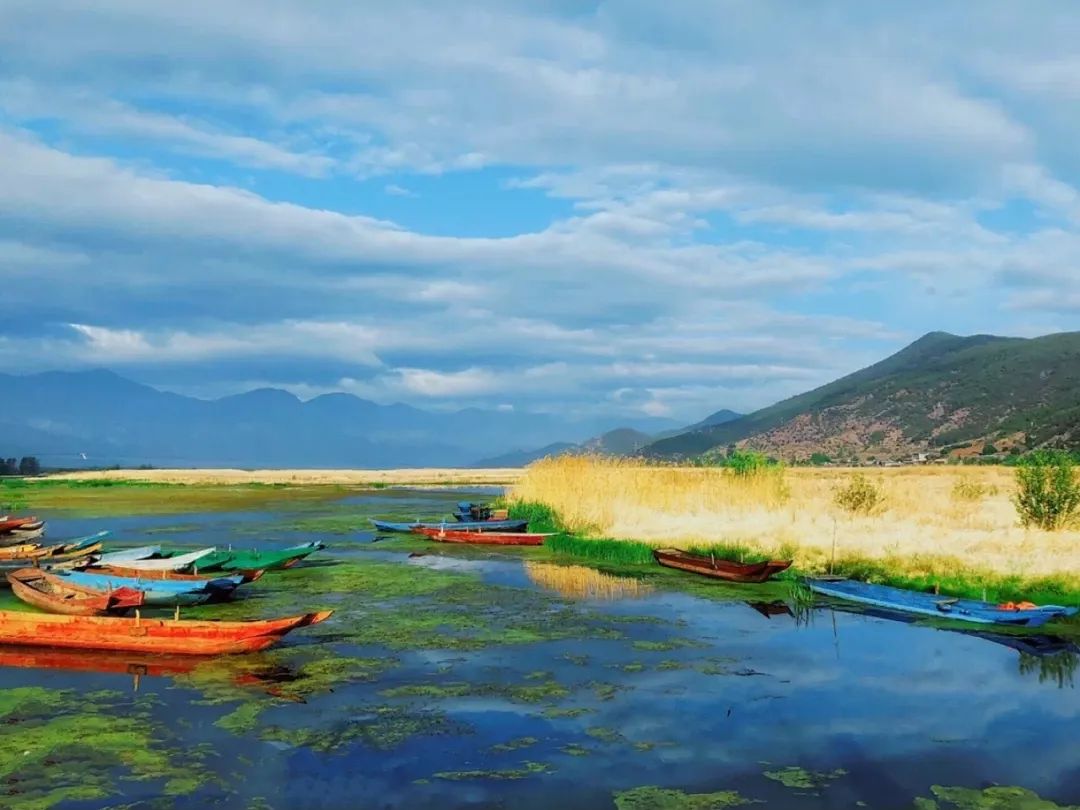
[645,330,1080,461]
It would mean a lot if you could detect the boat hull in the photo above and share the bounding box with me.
[0,609,334,654]
[414,527,549,546]
[806,578,1078,627]
[7,569,144,616]
[653,549,792,583]
[372,518,528,533]
[91,565,265,584]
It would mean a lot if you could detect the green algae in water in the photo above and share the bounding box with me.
[380,678,570,704]
[490,736,539,753]
[614,786,753,809]
[542,707,595,719]
[763,766,847,791]
[262,704,463,753]
[585,726,624,744]
[0,687,212,810]
[433,761,553,781]
[914,785,1080,810]
[561,743,593,757]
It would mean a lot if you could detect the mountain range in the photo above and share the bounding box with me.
[0,370,678,469]
[645,331,1080,461]
[4,330,1077,469]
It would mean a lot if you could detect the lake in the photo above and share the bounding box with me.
[1,487,1078,809]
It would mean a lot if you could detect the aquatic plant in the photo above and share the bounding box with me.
[763,766,846,791]
[914,785,1080,809]
[546,534,657,565]
[613,786,752,809]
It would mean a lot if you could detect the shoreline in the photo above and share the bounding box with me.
[41,468,524,487]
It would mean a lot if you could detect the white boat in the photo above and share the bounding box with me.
[94,545,162,565]
[104,547,217,571]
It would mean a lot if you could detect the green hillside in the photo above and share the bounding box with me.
[645,331,1080,461]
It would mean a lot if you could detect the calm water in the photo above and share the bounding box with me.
[2,488,1078,810]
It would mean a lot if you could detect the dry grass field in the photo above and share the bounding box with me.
[46,468,523,486]
[510,456,1080,584]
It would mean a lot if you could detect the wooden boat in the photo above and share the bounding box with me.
[372,518,528,533]
[102,547,217,572]
[1,526,45,543]
[0,541,43,559]
[652,548,792,583]
[61,569,243,606]
[91,564,265,584]
[94,545,163,565]
[7,568,144,616]
[0,533,106,573]
[183,541,326,573]
[0,516,40,533]
[0,609,333,654]
[806,578,1078,627]
[414,526,550,546]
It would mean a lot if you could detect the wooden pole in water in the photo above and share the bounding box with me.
[830,518,837,575]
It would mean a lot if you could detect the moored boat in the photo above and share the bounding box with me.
[0,516,41,534]
[0,532,107,574]
[0,609,334,654]
[653,548,792,583]
[90,564,265,584]
[806,578,1078,627]
[94,545,163,565]
[2,526,45,543]
[6,568,144,616]
[61,569,243,606]
[372,518,528,533]
[102,547,217,572]
[182,541,326,572]
[414,526,550,546]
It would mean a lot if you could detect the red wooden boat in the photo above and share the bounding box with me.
[413,526,551,546]
[6,568,144,616]
[0,516,41,533]
[0,608,333,654]
[90,564,265,584]
[652,548,792,583]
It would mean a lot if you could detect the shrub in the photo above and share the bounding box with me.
[1013,450,1080,530]
[833,474,884,516]
[723,449,779,477]
[952,478,997,502]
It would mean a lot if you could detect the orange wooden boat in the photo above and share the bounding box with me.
[0,608,333,654]
[414,526,551,546]
[6,568,144,616]
[90,564,265,584]
[653,548,792,583]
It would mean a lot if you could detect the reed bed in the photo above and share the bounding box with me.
[509,456,1080,590]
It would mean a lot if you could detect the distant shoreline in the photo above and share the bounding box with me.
[42,468,524,486]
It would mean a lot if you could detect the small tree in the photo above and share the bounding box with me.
[1014,450,1080,530]
[724,449,776,477]
[833,473,884,516]
[18,457,40,476]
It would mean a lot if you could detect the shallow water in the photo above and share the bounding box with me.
[2,488,1078,809]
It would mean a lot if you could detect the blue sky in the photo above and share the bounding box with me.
[0,1,1078,423]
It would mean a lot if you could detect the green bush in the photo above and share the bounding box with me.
[833,474,884,516]
[1013,450,1080,530]
[723,449,780,477]
[952,478,997,502]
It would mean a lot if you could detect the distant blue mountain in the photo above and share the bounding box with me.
[0,369,679,469]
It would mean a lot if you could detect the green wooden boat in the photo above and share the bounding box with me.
[182,542,326,573]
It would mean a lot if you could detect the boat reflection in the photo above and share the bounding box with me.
[524,562,653,601]
[776,599,1079,687]
[0,644,301,695]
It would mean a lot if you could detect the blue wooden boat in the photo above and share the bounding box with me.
[806,578,1077,628]
[371,518,528,534]
[59,570,242,606]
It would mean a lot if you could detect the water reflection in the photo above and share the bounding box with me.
[524,561,653,600]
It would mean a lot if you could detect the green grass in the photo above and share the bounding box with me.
[506,500,569,533]
[546,534,656,565]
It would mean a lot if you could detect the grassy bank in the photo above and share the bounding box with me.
[0,477,359,517]
[508,457,1080,605]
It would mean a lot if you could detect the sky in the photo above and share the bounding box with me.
[1,1,1078,424]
